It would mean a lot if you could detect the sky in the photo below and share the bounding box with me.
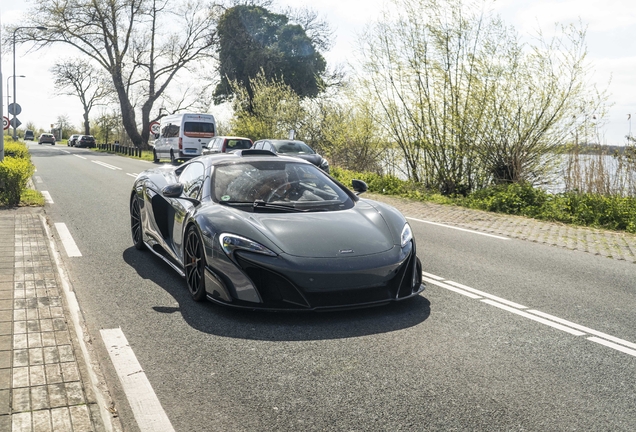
[1,0,635,144]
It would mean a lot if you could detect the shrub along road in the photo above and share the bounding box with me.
[27,142,636,431]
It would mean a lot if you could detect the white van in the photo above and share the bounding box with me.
[153,113,216,163]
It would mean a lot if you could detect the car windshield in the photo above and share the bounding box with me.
[212,161,353,212]
[272,141,315,155]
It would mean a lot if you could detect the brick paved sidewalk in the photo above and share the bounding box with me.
[0,207,105,431]
[367,193,636,263]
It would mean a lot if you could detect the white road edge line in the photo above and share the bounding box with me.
[444,280,527,309]
[35,176,43,183]
[407,217,510,240]
[101,328,176,432]
[54,223,82,257]
[127,173,138,178]
[422,271,444,281]
[422,276,482,299]
[41,191,54,204]
[74,154,87,160]
[481,299,587,336]
[40,216,116,431]
[528,310,636,350]
[588,337,636,357]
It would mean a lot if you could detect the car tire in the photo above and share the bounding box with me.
[184,225,206,302]
[153,149,159,163]
[130,197,146,251]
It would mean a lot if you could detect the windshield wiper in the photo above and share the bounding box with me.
[252,200,307,212]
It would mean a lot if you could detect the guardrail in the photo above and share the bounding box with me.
[97,143,143,157]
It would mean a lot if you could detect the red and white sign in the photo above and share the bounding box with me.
[150,121,161,135]
[2,116,9,130]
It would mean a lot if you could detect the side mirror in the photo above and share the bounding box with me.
[351,179,368,195]
[162,183,184,198]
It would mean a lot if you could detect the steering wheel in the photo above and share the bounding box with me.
[266,180,302,202]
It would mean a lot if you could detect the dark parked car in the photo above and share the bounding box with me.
[24,130,34,141]
[203,136,253,154]
[76,135,96,148]
[38,133,56,145]
[252,139,330,173]
[129,150,424,310]
[68,134,80,147]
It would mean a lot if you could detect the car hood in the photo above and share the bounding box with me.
[243,203,395,258]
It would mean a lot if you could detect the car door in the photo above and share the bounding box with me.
[169,162,206,264]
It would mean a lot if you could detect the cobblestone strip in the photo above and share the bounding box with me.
[367,193,636,264]
[0,211,98,431]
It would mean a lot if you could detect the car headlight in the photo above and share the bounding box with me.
[401,223,413,247]
[219,233,277,257]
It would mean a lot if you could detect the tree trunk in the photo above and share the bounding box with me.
[112,72,142,147]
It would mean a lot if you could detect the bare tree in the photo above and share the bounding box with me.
[51,61,113,135]
[12,0,220,148]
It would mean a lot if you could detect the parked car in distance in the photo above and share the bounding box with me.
[68,134,80,147]
[252,139,330,173]
[24,130,34,141]
[76,135,96,148]
[38,133,56,145]
[203,136,253,154]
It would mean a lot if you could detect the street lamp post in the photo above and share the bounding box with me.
[12,26,46,140]
[6,75,25,136]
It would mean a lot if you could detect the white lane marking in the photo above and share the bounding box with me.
[425,271,636,357]
[54,223,82,257]
[444,280,527,309]
[528,310,636,350]
[91,160,122,170]
[35,176,43,183]
[40,216,116,431]
[74,154,87,160]
[101,328,176,432]
[41,191,54,204]
[481,299,587,336]
[407,217,510,240]
[127,173,139,178]
[61,151,70,154]
[422,276,482,299]
[588,337,636,357]
[422,271,444,281]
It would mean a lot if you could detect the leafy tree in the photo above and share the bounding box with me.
[356,0,607,194]
[14,0,219,148]
[229,72,306,140]
[214,5,327,106]
[51,61,113,135]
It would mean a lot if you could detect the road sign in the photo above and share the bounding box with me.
[8,103,21,116]
[2,117,9,130]
[10,118,22,129]
[150,121,161,135]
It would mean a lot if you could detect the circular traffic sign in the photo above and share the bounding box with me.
[8,103,21,116]
[150,121,161,135]
[2,116,8,130]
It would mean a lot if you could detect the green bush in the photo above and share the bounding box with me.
[3,141,30,159]
[0,156,35,206]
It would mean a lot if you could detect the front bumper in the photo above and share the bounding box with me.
[204,242,424,311]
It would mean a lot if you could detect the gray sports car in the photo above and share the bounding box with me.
[130,149,424,310]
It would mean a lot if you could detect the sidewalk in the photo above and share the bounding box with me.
[0,207,106,431]
[368,193,636,263]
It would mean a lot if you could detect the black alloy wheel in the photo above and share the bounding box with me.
[130,197,146,251]
[184,226,206,302]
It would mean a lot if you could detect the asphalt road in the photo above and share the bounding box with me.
[29,142,636,431]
